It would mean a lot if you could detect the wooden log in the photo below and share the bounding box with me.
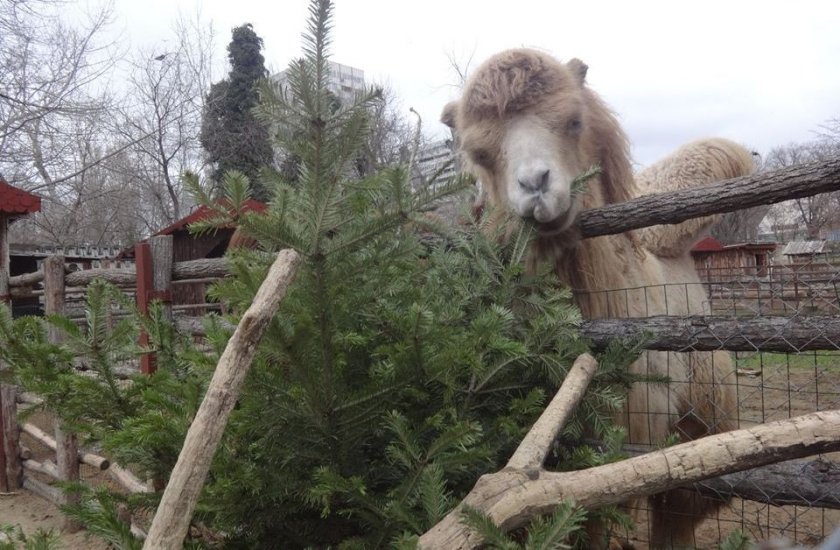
[20,423,110,470]
[144,249,301,550]
[136,241,156,375]
[23,475,62,505]
[0,385,22,490]
[64,267,136,287]
[506,354,597,470]
[418,410,840,549]
[0,215,8,305]
[55,423,81,531]
[578,156,840,239]
[19,444,33,460]
[22,458,60,479]
[150,235,174,322]
[109,462,151,494]
[581,314,840,353]
[13,255,230,289]
[43,255,80,530]
[172,258,229,281]
[8,268,44,288]
[0,215,9,493]
[692,457,840,510]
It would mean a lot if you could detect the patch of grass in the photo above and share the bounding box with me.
[734,351,840,373]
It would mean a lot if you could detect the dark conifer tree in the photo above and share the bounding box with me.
[200,23,274,201]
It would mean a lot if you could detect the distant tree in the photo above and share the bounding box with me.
[200,23,273,201]
[763,140,840,240]
[115,12,216,226]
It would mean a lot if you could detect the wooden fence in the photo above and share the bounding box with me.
[0,235,230,520]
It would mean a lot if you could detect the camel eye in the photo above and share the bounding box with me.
[567,118,583,135]
[471,149,493,167]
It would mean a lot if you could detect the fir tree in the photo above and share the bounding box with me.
[0,1,650,547]
[200,23,274,200]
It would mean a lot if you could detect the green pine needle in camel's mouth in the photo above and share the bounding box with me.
[571,165,602,199]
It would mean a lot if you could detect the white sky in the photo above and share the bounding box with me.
[111,0,840,166]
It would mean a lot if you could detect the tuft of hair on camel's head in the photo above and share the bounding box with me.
[442,48,636,235]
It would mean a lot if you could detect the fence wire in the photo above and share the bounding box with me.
[576,256,840,548]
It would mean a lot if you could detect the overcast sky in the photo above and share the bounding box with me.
[113,0,840,166]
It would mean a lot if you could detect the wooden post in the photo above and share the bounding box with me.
[149,235,174,322]
[144,249,300,550]
[44,255,81,531]
[136,236,173,375]
[0,214,9,492]
[0,386,21,490]
[135,242,155,375]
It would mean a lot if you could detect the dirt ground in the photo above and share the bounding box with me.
[0,489,109,549]
[0,411,111,549]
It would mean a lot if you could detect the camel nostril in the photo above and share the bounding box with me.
[538,169,550,191]
[518,169,551,192]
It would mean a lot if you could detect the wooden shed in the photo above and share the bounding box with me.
[124,200,266,311]
[780,240,829,264]
[691,236,777,282]
[0,178,42,316]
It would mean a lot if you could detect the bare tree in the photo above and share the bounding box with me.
[763,140,840,240]
[0,1,117,186]
[1,0,125,245]
[114,12,215,224]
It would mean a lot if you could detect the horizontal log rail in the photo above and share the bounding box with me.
[581,314,840,353]
[9,258,230,289]
[578,156,840,239]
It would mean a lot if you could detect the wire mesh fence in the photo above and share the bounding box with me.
[575,255,840,548]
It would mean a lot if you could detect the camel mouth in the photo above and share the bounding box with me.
[530,199,579,235]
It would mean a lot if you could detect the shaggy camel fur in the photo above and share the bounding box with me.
[442,48,755,548]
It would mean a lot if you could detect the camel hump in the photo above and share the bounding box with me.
[635,138,757,258]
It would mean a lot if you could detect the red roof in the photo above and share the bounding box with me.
[0,178,41,216]
[153,199,267,236]
[692,236,724,252]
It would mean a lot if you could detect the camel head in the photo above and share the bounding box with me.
[442,49,634,232]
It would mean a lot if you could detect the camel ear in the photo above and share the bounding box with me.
[567,58,588,84]
[441,101,459,129]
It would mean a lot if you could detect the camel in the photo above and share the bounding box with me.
[441,48,755,548]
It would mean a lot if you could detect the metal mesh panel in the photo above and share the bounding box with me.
[576,255,840,548]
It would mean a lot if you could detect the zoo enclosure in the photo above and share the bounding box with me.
[2,158,840,546]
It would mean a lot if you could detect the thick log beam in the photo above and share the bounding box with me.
[581,315,840,353]
[419,410,840,549]
[578,157,840,239]
[693,457,840,510]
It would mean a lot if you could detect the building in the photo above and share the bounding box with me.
[691,236,777,281]
[272,60,366,106]
[1,178,42,317]
[122,200,266,312]
[780,240,830,264]
[412,138,458,191]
